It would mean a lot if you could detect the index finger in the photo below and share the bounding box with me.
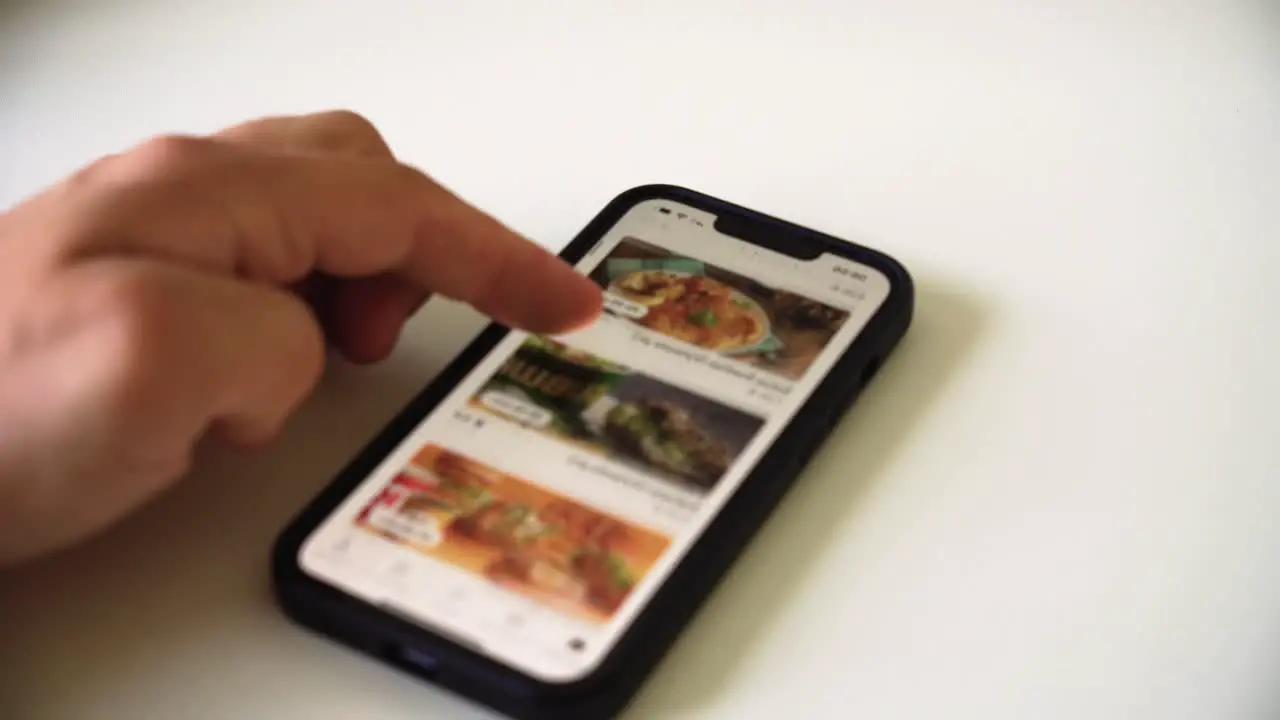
[60,136,603,334]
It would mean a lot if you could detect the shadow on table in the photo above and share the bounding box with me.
[624,277,988,718]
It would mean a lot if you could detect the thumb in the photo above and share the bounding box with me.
[160,265,328,448]
[82,258,328,453]
[0,259,325,562]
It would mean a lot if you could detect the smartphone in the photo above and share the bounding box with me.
[272,185,914,719]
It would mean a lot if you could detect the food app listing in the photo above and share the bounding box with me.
[299,199,891,681]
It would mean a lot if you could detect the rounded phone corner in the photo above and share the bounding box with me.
[602,183,724,217]
[866,248,915,303]
[610,183,693,202]
[519,665,639,720]
[536,654,613,693]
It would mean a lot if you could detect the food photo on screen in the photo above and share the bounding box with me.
[354,445,671,622]
[470,336,764,493]
[590,237,850,381]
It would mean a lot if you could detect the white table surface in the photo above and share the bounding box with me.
[2,1,1278,718]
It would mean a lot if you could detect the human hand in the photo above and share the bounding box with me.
[0,111,602,565]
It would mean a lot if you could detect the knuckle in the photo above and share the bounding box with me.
[120,135,216,178]
[320,107,378,137]
[75,134,215,189]
[313,109,390,156]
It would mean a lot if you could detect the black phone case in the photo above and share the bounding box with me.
[271,185,915,720]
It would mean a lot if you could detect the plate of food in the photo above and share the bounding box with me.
[608,270,773,354]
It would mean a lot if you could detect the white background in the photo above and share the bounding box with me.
[1,1,1277,719]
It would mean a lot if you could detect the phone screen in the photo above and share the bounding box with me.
[298,198,891,683]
